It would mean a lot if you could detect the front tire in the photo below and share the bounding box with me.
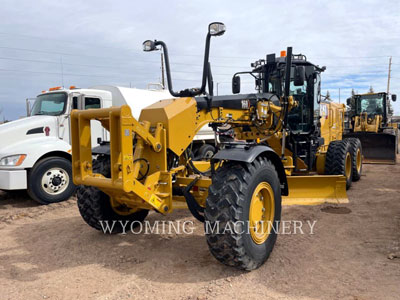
[205,156,282,271]
[27,157,76,204]
[77,155,148,233]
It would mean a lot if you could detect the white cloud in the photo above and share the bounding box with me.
[0,0,399,119]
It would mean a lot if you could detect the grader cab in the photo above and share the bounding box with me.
[71,22,361,270]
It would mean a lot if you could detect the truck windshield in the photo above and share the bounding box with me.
[357,94,384,115]
[31,93,67,116]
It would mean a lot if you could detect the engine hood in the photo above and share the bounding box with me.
[0,116,58,152]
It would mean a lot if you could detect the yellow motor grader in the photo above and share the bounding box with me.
[70,23,361,270]
[344,92,398,164]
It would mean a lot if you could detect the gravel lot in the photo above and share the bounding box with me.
[1,158,399,300]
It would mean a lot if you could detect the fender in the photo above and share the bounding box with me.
[92,143,110,155]
[212,145,288,196]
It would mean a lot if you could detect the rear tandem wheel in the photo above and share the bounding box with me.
[344,137,363,181]
[325,140,353,189]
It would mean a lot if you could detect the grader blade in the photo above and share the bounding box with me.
[283,175,348,205]
[344,132,397,164]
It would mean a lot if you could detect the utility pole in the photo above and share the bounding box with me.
[161,52,166,89]
[387,56,392,95]
[339,88,341,103]
[386,56,392,116]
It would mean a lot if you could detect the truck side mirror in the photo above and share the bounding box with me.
[392,94,396,102]
[232,76,241,94]
[346,98,351,106]
[294,66,305,86]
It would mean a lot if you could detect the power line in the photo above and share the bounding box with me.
[0,32,137,52]
[0,45,255,63]
[0,47,251,69]
[0,63,391,82]
[0,45,395,68]
[313,55,392,59]
[0,55,392,76]
[1,32,398,60]
[0,32,258,59]
[0,67,206,82]
[0,56,237,76]
[0,68,122,78]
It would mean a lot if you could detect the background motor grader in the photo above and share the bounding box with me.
[71,22,361,270]
[344,92,398,164]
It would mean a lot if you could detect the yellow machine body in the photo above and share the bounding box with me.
[346,92,398,164]
[354,113,382,133]
[71,93,349,214]
[319,101,345,146]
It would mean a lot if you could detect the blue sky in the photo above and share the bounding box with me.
[0,0,399,120]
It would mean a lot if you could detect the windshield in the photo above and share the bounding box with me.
[31,92,67,116]
[265,69,312,132]
[357,94,384,115]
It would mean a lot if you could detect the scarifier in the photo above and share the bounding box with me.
[70,23,361,270]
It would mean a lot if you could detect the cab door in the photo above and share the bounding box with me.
[70,95,104,147]
[84,97,104,147]
[57,94,72,144]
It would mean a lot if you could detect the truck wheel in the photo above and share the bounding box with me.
[27,157,76,204]
[205,156,282,270]
[345,137,362,181]
[195,144,215,160]
[77,155,148,233]
[325,140,353,189]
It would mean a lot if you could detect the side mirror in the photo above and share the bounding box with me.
[346,98,351,106]
[232,76,241,94]
[208,22,226,36]
[294,66,305,86]
[142,40,157,52]
[392,94,397,102]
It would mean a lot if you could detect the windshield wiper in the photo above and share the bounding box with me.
[33,111,50,115]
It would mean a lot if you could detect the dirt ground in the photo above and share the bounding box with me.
[1,159,400,300]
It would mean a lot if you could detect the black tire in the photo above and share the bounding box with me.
[325,140,353,189]
[27,157,76,204]
[195,144,215,160]
[77,155,148,233]
[344,137,362,181]
[205,156,282,271]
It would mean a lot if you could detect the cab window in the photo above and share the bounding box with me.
[287,79,311,132]
[358,96,383,115]
[72,97,78,109]
[85,97,101,109]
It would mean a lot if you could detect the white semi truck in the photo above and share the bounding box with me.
[0,85,215,204]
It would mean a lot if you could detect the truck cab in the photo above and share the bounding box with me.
[0,86,112,204]
[0,85,215,204]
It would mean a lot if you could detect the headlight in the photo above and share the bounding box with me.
[0,154,27,166]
